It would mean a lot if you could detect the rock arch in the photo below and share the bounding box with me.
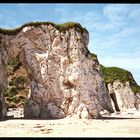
[101,66,140,112]
[108,83,120,112]
[0,22,114,119]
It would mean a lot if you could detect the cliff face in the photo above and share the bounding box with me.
[108,80,136,111]
[0,43,8,119]
[0,90,7,119]
[0,22,114,119]
[101,66,140,112]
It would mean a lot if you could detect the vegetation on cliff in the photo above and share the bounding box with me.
[90,53,98,61]
[0,21,88,35]
[4,56,30,108]
[90,52,140,95]
[100,65,140,94]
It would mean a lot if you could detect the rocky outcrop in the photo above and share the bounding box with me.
[101,66,140,112]
[0,22,114,119]
[0,46,8,119]
[108,80,137,111]
[134,93,140,110]
[0,90,7,119]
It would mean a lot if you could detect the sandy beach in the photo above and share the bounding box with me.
[0,108,140,137]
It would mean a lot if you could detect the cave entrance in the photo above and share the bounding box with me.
[110,92,120,112]
[4,55,30,119]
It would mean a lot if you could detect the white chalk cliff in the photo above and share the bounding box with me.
[101,66,140,113]
[0,22,114,119]
[108,80,140,112]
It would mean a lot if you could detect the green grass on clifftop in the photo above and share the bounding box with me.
[0,21,88,35]
[90,53,98,61]
[100,65,140,94]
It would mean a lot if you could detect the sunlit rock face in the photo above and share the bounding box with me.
[135,93,140,111]
[108,80,140,112]
[0,22,114,119]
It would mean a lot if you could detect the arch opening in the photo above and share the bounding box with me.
[4,55,31,118]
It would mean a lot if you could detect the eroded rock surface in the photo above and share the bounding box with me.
[0,90,7,119]
[0,46,8,119]
[0,22,114,119]
[108,80,140,112]
[101,66,140,113]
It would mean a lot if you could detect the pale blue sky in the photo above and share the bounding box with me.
[0,3,140,85]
